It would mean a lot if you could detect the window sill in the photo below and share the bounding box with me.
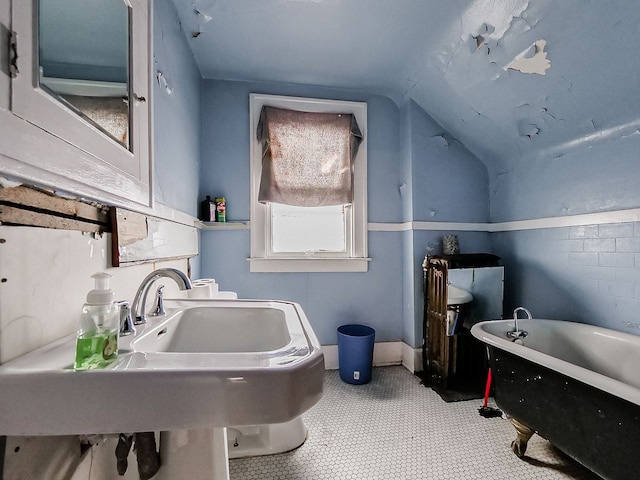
[248,257,370,273]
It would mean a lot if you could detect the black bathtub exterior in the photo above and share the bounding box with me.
[489,346,640,480]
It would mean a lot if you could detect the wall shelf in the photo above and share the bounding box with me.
[198,221,250,230]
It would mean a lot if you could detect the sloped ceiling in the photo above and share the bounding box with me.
[170,0,640,174]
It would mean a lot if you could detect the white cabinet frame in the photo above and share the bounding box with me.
[0,0,153,209]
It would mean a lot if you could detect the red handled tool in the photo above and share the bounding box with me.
[478,368,502,418]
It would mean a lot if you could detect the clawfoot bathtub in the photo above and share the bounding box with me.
[472,318,640,480]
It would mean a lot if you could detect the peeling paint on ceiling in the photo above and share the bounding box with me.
[170,0,640,174]
[507,39,551,75]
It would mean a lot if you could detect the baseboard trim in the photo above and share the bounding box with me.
[322,341,422,373]
[402,342,423,373]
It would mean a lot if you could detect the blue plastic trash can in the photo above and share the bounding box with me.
[337,324,375,384]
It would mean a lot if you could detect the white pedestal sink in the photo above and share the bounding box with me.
[158,427,230,480]
[447,284,473,305]
[0,299,324,478]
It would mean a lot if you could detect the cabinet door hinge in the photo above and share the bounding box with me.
[9,30,18,78]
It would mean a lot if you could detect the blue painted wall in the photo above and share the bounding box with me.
[153,0,202,217]
[399,101,416,347]
[154,4,640,344]
[409,100,489,224]
[490,134,640,223]
[199,80,405,345]
[490,134,640,334]
[401,100,491,347]
[199,80,403,223]
[198,80,491,346]
[161,2,640,346]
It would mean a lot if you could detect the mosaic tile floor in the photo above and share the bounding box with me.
[230,366,601,480]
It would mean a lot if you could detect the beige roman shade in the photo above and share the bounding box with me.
[257,106,363,207]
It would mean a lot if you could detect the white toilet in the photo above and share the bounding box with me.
[227,416,308,459]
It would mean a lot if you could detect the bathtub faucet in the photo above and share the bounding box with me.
[507,306,531,340]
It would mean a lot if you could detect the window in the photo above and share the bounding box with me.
[249,94,369,272]
[270,204,348,254]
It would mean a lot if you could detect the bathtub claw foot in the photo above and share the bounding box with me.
[510,418,534,458]
[511,439,527,457]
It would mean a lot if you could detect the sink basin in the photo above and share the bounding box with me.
[447,284,473,305]
[131,304,292,353]
[0,299,324,436]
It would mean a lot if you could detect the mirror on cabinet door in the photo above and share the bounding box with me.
[39,0,131,150]
[2,0,152,209]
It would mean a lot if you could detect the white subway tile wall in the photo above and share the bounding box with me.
[497,221,640,332]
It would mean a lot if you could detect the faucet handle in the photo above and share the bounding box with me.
[116,300,135,336]
[149,285,166,317]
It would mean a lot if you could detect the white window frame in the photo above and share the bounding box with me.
[249,94,369,273]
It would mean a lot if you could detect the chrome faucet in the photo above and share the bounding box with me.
[507,306,532,340]
[131,268,192,325]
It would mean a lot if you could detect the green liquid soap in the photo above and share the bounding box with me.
[74,330,118,370]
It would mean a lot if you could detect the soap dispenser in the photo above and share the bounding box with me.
[74,272,119,370]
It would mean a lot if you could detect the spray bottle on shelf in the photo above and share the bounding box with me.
[74,272,119,370]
